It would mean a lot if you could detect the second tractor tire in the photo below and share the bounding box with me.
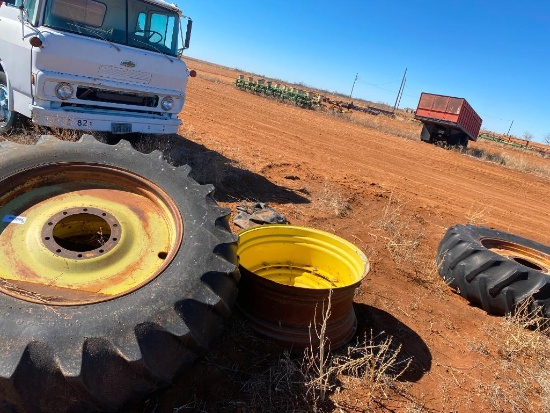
[437,224,550,316]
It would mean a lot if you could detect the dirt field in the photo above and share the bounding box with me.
[123,58,550,412]
[4,57,550,412]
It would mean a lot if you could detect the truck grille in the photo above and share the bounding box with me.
[75,87,159,107]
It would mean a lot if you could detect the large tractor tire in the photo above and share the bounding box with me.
[437,224,550,316]
[0,135,239,412]
[0,72,20,135]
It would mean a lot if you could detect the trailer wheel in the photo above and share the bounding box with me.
[420,124,432,143]
[0,135,239,412]
[437,224,550,316]
[0,72,19,135]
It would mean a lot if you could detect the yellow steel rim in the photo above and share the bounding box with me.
[238,225,368,289]
[0,163,182,305]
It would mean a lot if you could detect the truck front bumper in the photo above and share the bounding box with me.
[31,105,181,134]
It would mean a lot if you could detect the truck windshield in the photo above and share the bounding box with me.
[43,0,181,56]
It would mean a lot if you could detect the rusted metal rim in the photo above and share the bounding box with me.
[0,162,183,306]
[41,206,122,260]
[481,238,550,273]
[237,225,369,349]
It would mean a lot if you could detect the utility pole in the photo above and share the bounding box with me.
[393,68,407,113]
[349,73,358,101]
[506,120,514,136]
[396,76,406,110]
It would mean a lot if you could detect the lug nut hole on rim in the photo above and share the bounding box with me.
[42,207,122,259]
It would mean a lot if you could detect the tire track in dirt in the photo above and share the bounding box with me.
[184,72,550,245]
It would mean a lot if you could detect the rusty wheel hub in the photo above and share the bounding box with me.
[41,207,122,260]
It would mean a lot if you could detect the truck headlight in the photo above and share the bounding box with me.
[55,83,74,100]
[161,96,174,111]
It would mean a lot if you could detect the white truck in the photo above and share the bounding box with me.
[0,0,193,135]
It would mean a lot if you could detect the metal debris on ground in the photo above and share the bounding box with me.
[233,202,288,229]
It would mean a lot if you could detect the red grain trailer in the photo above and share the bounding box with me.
[415,93,482,147]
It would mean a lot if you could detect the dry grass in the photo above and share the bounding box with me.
[461,146,550,179]
[372,192,447,296]
[301,291,411,411]
[468,298,550,412]
[315,181,351,217]
[302,330,411,411]
[351,115,420,141]
[375,192,424,268]
[319,108,420,141]
[464,204,491,225]
[303,291,334,407]
[495,299,550,361]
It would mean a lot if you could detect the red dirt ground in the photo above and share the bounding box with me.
[2,55,549,413]
[0,59,496,413]
[138,58,550,412]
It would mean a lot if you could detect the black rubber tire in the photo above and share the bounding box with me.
[0,135,239,412]
[0,72,20,135]
[420,124,432,143]
[437,224,550,316]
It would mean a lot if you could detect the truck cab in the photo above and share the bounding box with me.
[0,0,193,135]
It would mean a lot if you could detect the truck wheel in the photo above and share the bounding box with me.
[0,72,19,135]
[437,224,550,316]
[420,124,432,143]
[0,135,239,412]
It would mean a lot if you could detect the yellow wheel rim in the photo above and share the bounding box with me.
[238,225,368,288]
[0,163,182,305]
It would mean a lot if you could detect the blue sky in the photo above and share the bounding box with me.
[175,1,550,143]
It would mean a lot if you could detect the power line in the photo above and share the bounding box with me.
[356,78,400,87]
[478,113,513,122]
[349,75,520,134]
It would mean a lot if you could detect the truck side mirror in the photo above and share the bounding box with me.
[184,19,192,49]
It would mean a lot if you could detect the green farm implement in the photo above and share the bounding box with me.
[235,75,319,108]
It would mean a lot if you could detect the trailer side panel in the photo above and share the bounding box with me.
[415,92,482,141]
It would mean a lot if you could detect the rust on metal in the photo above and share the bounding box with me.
[0,162,183,306]
[41,206,122,260]
[481,238,550,273]
[237,265,362,349]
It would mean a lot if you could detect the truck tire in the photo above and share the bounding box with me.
[0,72,19,135]
[420,124,432,143]
[0,135,239,412]
[437,224,550,316]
